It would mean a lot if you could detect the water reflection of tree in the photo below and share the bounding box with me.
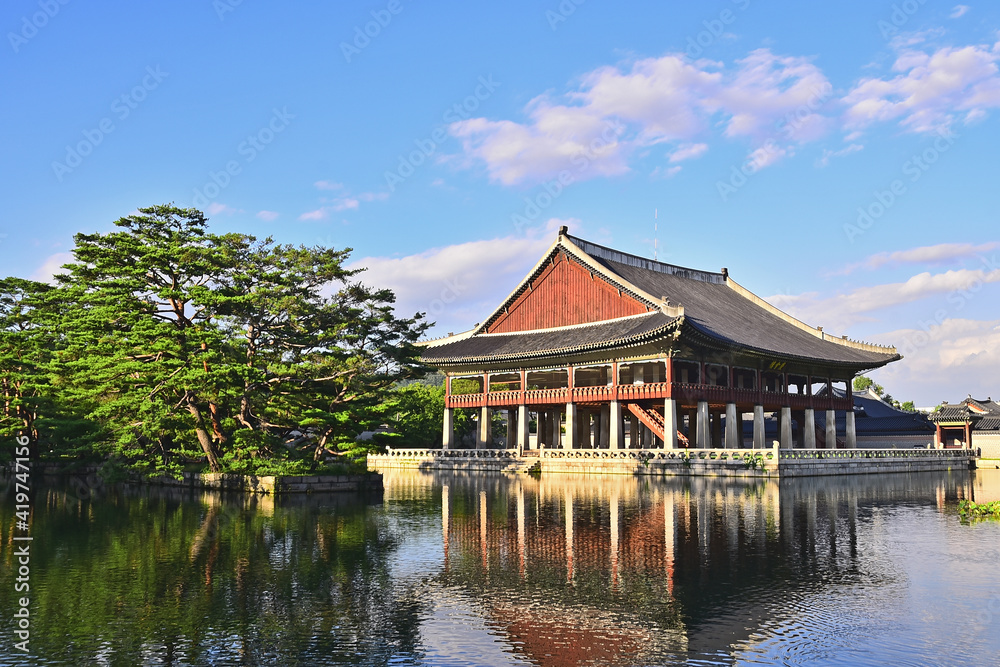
[0,483,426,665]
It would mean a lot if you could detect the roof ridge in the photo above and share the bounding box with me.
[566,234,725,283]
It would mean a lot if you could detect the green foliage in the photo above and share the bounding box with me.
[0,205,429,474]
[959,499,1000,520]
[853,376,915,412]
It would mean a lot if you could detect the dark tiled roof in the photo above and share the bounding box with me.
[421,233,899,368]
[589,254,894,366]
[422,312,676,365]
[931,405,970,421]
[977,417,1000,431]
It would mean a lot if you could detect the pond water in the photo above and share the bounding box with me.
[2,468,1000,666]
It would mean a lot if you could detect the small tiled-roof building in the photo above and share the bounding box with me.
[422,228,901,450]
[929,397,1000,456]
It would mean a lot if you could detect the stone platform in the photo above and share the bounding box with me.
[368,446,974,478]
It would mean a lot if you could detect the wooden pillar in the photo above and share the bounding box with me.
[934,423,942,448]
[965,421,971,449]
[804,408,816,449]
[753,404,765,449]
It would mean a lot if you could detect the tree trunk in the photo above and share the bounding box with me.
[312,426,335,463]
[186,393,222,472]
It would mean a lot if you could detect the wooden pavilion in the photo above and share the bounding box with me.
[421,228,900,451]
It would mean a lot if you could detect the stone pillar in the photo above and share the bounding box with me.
[686,409,697,442]
[629,414,639,449]
[696,400,710,448]
[711,409,723,448]
[506,409,515,449]
[609,400,623,449]
[552,409,563,449]
[753,405,765,449]
[846,409,857,449]
[537,411,547,448]
[826,409,837,449]
[600,404,611,448]
[517,404,529,451]
[664,398,679,449]
[443,407,454,449]
[478,406,490,448]
[565,403,577,450]
[804,408,816,449]
[724,403,739,448]
[779,406,793,449]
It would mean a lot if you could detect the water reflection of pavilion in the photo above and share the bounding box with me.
[384,470,976,666]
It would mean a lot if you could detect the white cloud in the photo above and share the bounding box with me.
[206,202,237,215]
[767,267,1000,331]
[651,165,683,179]
[816,143,864,167]
[347,219,572,334]
[668,143,708,163]
[30,252,74,284]
[256,210,279,221]
[950,5,970,18]
[299,208,328,221]
[300,186,388,220]
[837,242,1000,274]
[868,317,1000,407]
[449,49,834,185]
[842,41,1000,134]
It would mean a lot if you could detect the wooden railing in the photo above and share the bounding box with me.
[446,383,852,410]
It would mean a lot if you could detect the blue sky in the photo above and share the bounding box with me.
[2,0,999,406]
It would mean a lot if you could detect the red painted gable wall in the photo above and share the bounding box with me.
[487,254,648,333]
